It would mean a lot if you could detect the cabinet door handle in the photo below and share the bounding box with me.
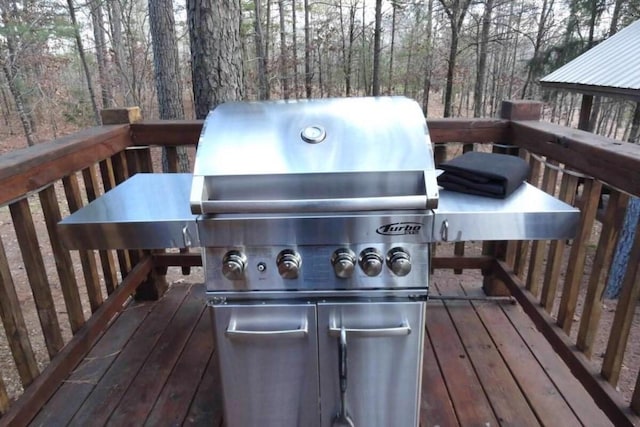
[329,320,411,337]
[226,318,308,339]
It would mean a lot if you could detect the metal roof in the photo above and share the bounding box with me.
[540,19,640,100]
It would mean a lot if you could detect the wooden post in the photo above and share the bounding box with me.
[100,108,167,300]
[483,100,542,296]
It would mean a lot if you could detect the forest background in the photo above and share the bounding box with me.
[1,0,640,154]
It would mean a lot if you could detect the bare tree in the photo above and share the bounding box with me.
[278,0,290,99]
[372,0,382,96]
[90,0,112,108]
[107,0,134,105]
[473,0,493,117]
[67,0,101,125]
[253,0,270,100]
[149,0,189,172]
[187,0,244,118]
[304,0,313,97]
[438,0,472,117]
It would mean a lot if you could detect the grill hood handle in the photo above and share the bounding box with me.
[190,172,439,214]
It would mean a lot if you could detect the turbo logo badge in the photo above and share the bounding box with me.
[376,222,423,236]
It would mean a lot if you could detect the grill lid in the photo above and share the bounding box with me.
[190,96,438,214]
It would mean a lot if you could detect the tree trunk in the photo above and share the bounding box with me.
[421,0,434,115]
[372,0,382,96]
[387,1,398,95]
[630,102,640,144]
[1,62,36,145]
[67,0,101,125]
[90,0,112,108]
[361,0,370,95]
[521,0,554,99]
[149,0,189,172]
[304,0,312,98]
[292,0,299,97]
[107,0,134,105]
[439,0,472,117]
[278,0,289,99]
[473,0,493,117]
[187,0,244,119]
[253,0,270,100]
[609,0,624,36]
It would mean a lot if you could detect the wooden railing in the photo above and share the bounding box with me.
[0,101,639,426]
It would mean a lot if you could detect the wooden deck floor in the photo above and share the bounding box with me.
[30,281,612,427]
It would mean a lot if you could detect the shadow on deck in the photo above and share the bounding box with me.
[30,282,611,427]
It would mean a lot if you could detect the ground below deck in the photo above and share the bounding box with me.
[30,281,611,426]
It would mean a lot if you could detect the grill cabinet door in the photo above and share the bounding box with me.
[210,303,319,427]
[317,301,425,427]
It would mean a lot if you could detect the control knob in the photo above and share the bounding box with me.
[222,250,247,281]
[359,248,383,277]
[331,248,356,279]
[277,249,302,279]
[387,247,412,277]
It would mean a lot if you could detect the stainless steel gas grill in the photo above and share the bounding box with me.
[57,96,581,427]
[192,97,436,427]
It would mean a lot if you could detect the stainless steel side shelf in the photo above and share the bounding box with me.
[58,173,579,250]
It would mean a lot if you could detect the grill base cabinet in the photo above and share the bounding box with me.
[211,300,425,427]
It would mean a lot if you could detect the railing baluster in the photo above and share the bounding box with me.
[166,146,179,172]
[0,374,8,414]
[576,190,629,357]
[62,174,103,313]
[0,235,40,385]
[514,152,542,277]
[601,214,640,386]
[39,185,85,333]
[631,368,640,414]
[109,152,132,276]
[526,159,559,296]
[82,165,119,295]
[9,198,64,359]
[557,178,603,333]
[539,173,579,312]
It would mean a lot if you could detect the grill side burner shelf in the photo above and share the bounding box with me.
[59,97,579,427]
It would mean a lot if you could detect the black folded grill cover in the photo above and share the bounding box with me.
[437,152,530,198]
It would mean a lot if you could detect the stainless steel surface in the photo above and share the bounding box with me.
[386,247,412,277]
[211,303,320,427]
[221,250,247,281]
[190,97,439,214]
[199,192,430,214]
[58,173,198,250]
[277,249,302,279]
[204,243,430,293]
[331,249,357,279]
[433,182,580,242]
[318,301,424,427]
[58,174,580,250]
[333,327,355,427]
[358,248,383,277]
[328,320,412,337]
[197,211,434,247]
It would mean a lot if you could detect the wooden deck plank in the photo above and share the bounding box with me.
[420,322,460,427]
[182,345,224,426]
[26,282,621,427]
[471,302,582,427]
[67,284,191,426]
[144,311,215,426]
[436,280,540,426]
[426,302,499,426]
[31,300,155,426]
[445,302,541,426]
[501,296,613,426]
[106,285,205,425]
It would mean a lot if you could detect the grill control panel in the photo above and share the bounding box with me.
[206,243,429,293]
